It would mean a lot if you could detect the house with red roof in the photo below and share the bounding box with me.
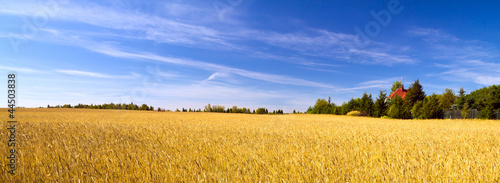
[388,87,407,99]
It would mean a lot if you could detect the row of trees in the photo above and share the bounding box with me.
[307,80,500,119]
[48,103,155,111]
[457,85,500,119]
[200,104,284,114]
[306,91,390,117]
[47,103,288,115]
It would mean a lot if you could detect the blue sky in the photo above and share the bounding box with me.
[1,0,499,112]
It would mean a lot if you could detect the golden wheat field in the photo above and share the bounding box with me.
[1,108,500,182]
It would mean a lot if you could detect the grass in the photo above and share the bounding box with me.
[1,108,500,182]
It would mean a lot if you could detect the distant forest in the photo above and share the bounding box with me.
[46,103,287,115]
[307,80,500,119]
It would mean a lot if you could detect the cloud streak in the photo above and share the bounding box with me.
[340,77,401,91]
[409,28,498,60]
[55,69,140,79]
[0,66,40,73]
[94,45,336,88]
[1,0,416,66]
[431,60,500,86]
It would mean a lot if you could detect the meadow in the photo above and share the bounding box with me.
[1,108,500,182]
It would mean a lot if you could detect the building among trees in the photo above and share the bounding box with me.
[388,86,408,100]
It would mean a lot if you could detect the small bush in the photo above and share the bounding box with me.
[347,111,361,116]
[380,116,391,119]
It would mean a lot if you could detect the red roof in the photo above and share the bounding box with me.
[388,87,407,99]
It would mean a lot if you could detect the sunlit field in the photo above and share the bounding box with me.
[2,108,500,182]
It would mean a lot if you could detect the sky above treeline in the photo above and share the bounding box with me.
[1,0,499,112]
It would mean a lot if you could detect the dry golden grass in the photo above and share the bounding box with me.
[1,108,500,182]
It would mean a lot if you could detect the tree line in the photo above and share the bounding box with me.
[47,103,287,115]
[307,80,500,119]
[201,104,284,114]
[48,103,155,111]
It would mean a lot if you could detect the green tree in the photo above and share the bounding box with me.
[359,92,374,116]
[405,79,426,106]
[306,106,313,114]
[411,101,424,119]
[403,79,426,119]
[461,102,469,119]
[388,94,405,119]
[344,98,360,114]
[312,98,330,114]
[391,80,403,93]
[423,94,444,119]
[479,104,495,119]
[341,102,349,115]
[440,88,456,110]
[456,87,466,110]
[490,85,500,110]
[373,89,388,117]
[329,102,338,114]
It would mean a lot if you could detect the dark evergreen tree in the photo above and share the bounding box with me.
[373,89,388,117]
[388,94,405,119]
[359,92,374,116]
[402,79,426,119]
[411,101,424,119]
[456,87,466,110]
[423,94,444,119]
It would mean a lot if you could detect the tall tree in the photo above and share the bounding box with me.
[405,79,426,105]
[440,88,456,110]
[359,92,374,116]
[373,89,388,117]
[455,87,466,110]
[403,79,426,119]
[345,98,360,113]
[312,98,329,114]
[388,94,405,119]
[423,94,444,119]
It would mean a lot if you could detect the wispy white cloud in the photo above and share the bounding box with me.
[302,67,339,73]
[0,0,231,48]
[409,28,497,60]
[340,77,401,91]
[73,40,336,88]
[0,66,40,73]
[408,28,459,42]
[409,28,500,86]
[431,60,500,85]
[31,30,330,88]
[204,72,229,82]
[347,49,415,65]
[1,1,416,66]
[7,27,332,88]
[242,28,415,65]
[55,69,139,79]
